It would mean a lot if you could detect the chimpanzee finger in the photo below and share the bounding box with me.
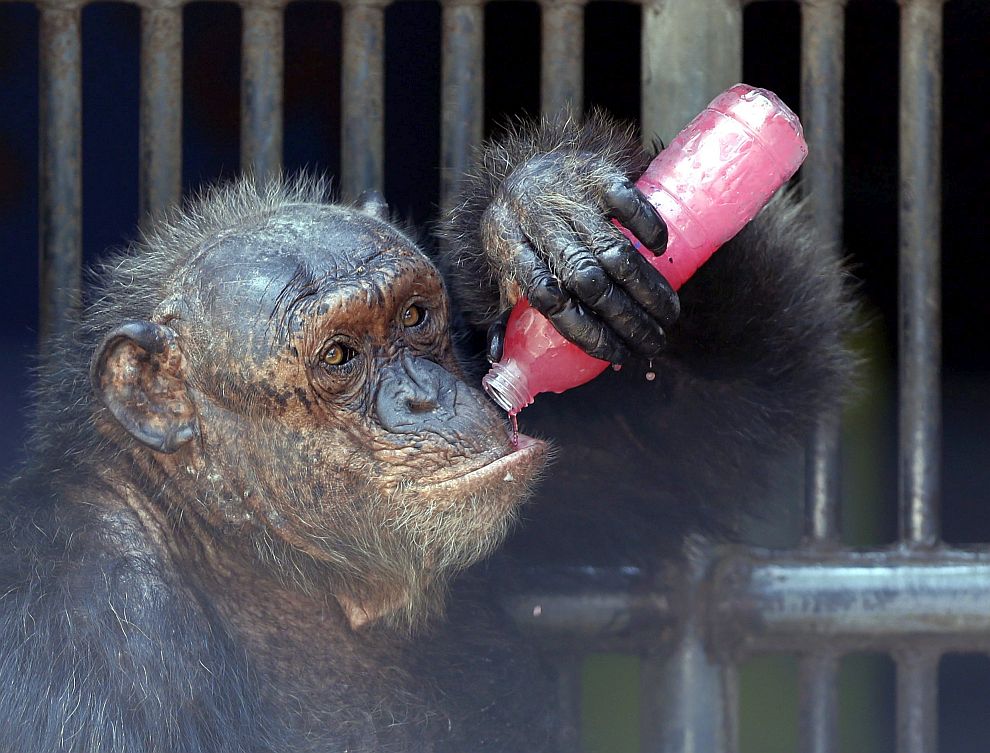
[486,310,510,364]
[596,242,680,329]
[573,214,681,331]
[512,242,631,364]
[604,179,668,254]
[549,237,667,357]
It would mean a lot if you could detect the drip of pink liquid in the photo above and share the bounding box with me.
[483,84,808,416]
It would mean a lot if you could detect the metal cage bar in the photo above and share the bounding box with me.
[139,2,183,220]
[898,0,943,550]
[18,1,976,751]
[241,0,285,181]
[38,1,83,346]
[540,0,583,116]
[896,650,939,753]
[340,0,385,199]
[439,0,483,213]
[797,2,846,747]
[800,0,845,548]
[640,0,742,144]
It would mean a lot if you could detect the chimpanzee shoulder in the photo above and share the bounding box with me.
[0,471,271,753]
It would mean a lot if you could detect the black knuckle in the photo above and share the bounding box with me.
[604,178,634,207]
[601,244,636,278]
[527,275,566,314]
[571,266,608,299]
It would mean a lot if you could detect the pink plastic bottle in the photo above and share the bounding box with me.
[482,84,809,415]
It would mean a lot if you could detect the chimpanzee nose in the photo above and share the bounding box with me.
[374,354,455,434]
[374,354,495,449]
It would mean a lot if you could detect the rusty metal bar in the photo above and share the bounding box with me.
[641,0,742,144]
[241,0,285,181]
[139,3,182,221]
[798,653,839,753]
[540,0,584,116]
[340,0,385,200]
[800,0,845,546]
[895,650,938,753]
[898,0,943,548]
[39,1,82,347]
[440,0,483,213]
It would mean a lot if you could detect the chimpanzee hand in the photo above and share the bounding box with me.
[481,152,679,365]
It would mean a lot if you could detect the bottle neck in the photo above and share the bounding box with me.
[482,359,532,415]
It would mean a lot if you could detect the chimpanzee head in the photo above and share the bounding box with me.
[87,180,546,630]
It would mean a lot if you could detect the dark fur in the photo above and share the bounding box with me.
[442,112,855,562]
[0,114,854,751]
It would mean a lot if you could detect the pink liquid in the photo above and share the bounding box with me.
[483,84,808,416]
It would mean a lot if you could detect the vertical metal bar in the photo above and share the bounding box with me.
[805,421,841,543]
[38,1,82,347]
[641,552,731,753]
[898,0,943,547]
[341,0,385,200]
[640,645,734,753]
[895,651,938,753]
[440,0,483,213]
[139,2,183,221]
[799,653,839,753]
[641,0,742,144]
[540,0,584,117]
[241,0,285,181]
[553,655,584,753]
[800,0,846,545]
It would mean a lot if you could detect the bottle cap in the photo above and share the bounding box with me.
[482,359,532,415]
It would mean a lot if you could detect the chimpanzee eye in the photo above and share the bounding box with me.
[401,304,427,328]
[322,342,356,367]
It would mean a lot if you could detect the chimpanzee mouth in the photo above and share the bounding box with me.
[425,433,546,491]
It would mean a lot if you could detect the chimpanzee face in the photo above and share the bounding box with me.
[92,202,546,628]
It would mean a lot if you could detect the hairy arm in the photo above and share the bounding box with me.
[438,113,856,561]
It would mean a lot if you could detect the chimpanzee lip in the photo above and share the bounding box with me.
[425,433,546,490]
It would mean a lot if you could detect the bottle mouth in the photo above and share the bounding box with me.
[482,360,532,415]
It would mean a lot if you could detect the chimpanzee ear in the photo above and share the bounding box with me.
[356,189,389,220]
[91,320,198,454]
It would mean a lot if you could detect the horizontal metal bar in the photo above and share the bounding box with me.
[501,548,990,653]
[712,549,990,654]
[501,565,674,650]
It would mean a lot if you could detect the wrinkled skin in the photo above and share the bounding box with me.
[93,202,548,630]
[482,153,678,364]
[0,114,854,753]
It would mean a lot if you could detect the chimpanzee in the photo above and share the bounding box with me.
[0,114,853,752]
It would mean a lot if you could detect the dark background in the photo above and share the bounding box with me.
[0,1,987,751]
